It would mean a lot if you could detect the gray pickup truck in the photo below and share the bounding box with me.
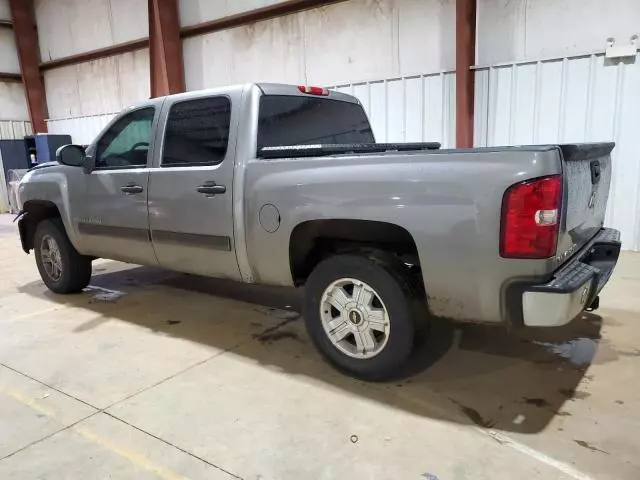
[16,83,620,380]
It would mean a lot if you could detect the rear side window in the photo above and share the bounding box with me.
[162,96,231,167]
[257,95,374,150]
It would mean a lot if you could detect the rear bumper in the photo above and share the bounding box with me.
[522,228,621,327]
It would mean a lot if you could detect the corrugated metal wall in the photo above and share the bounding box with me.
[474,52,640,250]
[0,120,32,140]
[330,71,456,147]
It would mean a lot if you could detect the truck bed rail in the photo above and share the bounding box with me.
[259,142,441,159]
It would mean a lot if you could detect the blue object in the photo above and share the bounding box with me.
[34,134,72,164]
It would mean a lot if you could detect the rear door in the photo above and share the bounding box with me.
[147,91,241,280]
[558,143,614,259]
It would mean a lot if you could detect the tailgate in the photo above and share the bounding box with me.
[560,143,614,253]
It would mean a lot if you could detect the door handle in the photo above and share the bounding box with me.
[196,181,226,196]
[120,183,144,194]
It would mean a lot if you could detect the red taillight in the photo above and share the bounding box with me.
[500,175,562,259]
[297,85,329,96]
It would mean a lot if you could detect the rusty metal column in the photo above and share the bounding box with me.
[455,0,476,148]
[9,0,47,133]
[149,0,185,97]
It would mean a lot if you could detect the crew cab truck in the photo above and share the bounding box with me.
[17,83,621,380]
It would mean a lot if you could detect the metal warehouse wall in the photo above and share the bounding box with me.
[178,0,290,26]
[183,0,455,90]
[475,52,640,251]
[44,49,150,120]
[0,0,30,137]
[478,0,640,65]
[35,0,148,61]
[331,71,456,148]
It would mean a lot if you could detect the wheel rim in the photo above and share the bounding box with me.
[40,234,63,281]
[319,278,391,359]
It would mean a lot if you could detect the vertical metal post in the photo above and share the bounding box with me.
[9,0,47,133]
[455,0,476,148]
[149,0,185,97]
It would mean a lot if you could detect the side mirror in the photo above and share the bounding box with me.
[56,144,86,167]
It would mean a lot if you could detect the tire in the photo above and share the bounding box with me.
[34,218,92,294]
[304,252,416,381]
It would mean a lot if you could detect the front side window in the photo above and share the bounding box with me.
[162,96,231,167]
[95,107,155,169]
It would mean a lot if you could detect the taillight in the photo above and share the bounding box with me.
[500,175,562,259]
[297,85,329,96]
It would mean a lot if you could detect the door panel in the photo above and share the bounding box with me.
[77,169,156,264]
[75,106,158,265]
[148,94,240,280]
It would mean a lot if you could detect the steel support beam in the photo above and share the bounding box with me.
[149,0,184,97]
[40,38,149,71]
[9,0,47,132]
[455,0,476,148]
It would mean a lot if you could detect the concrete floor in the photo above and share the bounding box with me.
[0,214,639,480]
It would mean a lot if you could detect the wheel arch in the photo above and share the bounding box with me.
[18,200,63,253]
[289,219,422,287]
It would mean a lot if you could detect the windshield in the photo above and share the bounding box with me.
[257,95,375,151]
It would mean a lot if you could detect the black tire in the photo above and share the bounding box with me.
[304,252,417,381]
[34,218,92,294]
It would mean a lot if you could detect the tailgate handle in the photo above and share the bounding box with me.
[590,160,601,184]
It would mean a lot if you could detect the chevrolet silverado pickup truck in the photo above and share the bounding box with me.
[16,83,621,380]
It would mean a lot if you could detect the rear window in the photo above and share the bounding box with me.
[257,95,374,150]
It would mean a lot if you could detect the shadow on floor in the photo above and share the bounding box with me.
[19,263,608,435]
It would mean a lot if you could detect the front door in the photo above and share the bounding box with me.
[76,106,158,265]
[147,93,240,280]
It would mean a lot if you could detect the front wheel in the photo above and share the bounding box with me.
[304,253,416,381]
[34,218,92,294]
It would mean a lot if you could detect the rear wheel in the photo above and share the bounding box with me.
[304,253,417,381]
[34,219,92,294]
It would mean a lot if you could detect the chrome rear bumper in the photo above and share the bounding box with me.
[522,228,621,327]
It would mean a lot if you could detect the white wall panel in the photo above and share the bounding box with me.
[0,81,29,121]
[44,49,150,119]
[0,28,19,73]
[0,120,32,140]
[184,0,455,90]
[179,0,289,26]
[47,113,115,145]
[0,0,10,21]
[330,71,456,147]
[35,0,148,62]
[478,0,640,65]
[184,15,306,90]
[476,53,640,251]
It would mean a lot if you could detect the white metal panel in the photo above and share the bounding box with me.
[46,113,116,145]
[184,16,306,90]
[179,0,289,27]
[44,49,150,119]
[0,120,32,140]
[35,0,147,62]
[0,81,29,121]
[0,0,10,21]
[184,0,455,90]
[478,0,640,65]
[0,28,19,73]
[329,71,456,147]
[476,53,640,251]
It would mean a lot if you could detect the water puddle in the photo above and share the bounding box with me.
[534,338,598,365]
[535,337,640,365]
[83,285,126,302]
